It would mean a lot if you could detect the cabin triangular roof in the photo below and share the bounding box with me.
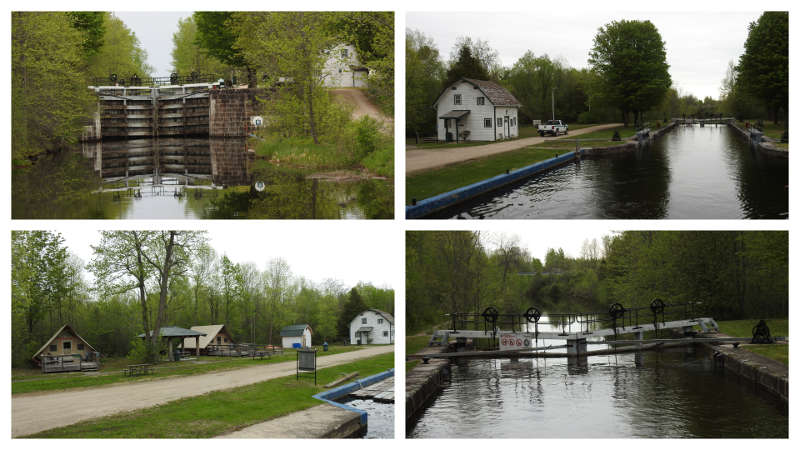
[280,324,312,337]
[434,78,522,108]
[183,324,231,349]
[32,324,97,360]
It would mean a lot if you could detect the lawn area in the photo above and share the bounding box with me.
[406,139,490,150]
[406,335,431,371]
[27,352,394,438]
[12,345,364,395]
[406,146,565,203]
[737,119,788,140]
[716,318,788,366]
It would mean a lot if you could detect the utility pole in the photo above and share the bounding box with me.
[551,87,556,121]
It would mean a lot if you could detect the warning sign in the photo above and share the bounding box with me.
[499,333,530,351]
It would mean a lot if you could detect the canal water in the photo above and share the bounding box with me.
[431,124,788,219]
[408,317,788,438]
[11,138,392,219]
[344,397,394,439]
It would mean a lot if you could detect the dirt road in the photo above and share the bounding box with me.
[330,88,393,131]
[406,123,622,175]
[12,345,393,437]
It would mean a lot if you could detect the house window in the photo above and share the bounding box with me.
[362,318,367,324]
[484,118,492,128]
[63,341,71,351]
[383,331,389,337]
[497,118,502,127]
[378,318,383,324]
[477,97,485,105]
[341,48,348,58]
[49,344,57,352]
[78,343,84,350]
[217,337,221,344]
[453,94,462,105]
[512,118,516,127]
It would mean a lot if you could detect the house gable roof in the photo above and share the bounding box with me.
[351,309,395,326]
[281,324,312,337]
[434,78,522,108]
[32,324,96,360]
[183,324,231,349]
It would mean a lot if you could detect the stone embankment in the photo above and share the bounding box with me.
[704,335,788,404]
[406,346,450,427]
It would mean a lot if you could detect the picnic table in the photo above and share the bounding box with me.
[123,363,154,377]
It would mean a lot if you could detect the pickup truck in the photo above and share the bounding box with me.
[538,120,568,136]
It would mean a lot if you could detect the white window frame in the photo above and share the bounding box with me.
[484,118,492,128]
[477,96,485,105]
[453,94,462,105]
[497,118,502,127]
[362,317,367,324]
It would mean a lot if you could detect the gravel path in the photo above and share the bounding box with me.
[12,345,393,437]
[406,123,622,175]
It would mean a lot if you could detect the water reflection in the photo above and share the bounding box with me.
[408,349,787,438]
[12,137,393,219]
[433,125,787,219]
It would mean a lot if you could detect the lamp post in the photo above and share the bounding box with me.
[551,87,557,121]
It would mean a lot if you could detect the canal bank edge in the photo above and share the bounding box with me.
[728,121,789,158]
[406,347,450,426]
[705,338,788,404]
[218,369,394,438]
[405,121,677,218]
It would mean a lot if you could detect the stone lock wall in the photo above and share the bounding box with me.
[209,89,265,137]
[210,139,255,186]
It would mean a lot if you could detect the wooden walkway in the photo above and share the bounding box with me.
[350,376,394,403]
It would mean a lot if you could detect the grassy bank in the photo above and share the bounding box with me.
[12,345,363,395]
[736,120,787,140]
[27,352,393,438]
[406,335,431,371]
[717,319,788,366]
[406,146,562,203]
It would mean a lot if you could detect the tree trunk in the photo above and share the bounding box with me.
[149,231,177,362]
[307,79,318,144]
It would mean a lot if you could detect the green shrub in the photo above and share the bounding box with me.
[126,338,156,364]
[353,116,382,161]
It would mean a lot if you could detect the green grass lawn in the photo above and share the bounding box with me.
[716,318,788,366]
[27,352,393,438]
[406,335,432,371]
[406,146,567,204]
[12,345,363,395]
[737,119,787,140]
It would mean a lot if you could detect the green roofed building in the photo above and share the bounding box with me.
[280,324,312,349]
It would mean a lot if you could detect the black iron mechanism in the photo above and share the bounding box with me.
[481,306,499,346]
[524,307,542,346]
[609,302,626,339]
[751,320,775,344]
[650,298,665,337]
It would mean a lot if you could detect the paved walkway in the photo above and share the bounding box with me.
[12,345,392,437]
[406,123,622,175]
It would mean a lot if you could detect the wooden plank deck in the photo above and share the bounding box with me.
[349,377,394,403]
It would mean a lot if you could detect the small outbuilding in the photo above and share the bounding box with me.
[138,326,206,361]
[323,43,369,88]
[32,324,98,371]
[350,309,394,345]
[182,324,235,355]
[280,324,313,349]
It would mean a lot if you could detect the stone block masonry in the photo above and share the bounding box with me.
[209,89,265,138]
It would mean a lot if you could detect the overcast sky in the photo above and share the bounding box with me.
[62,227,395,289]
[113,11,191,76]
[407,11,762,100]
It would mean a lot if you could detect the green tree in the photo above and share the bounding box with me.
[171,16,229,77]
[233,12,340,144]
[87,13,152,79]
[11,12,94,164]
[444,37,497,86]
[67,12,106,58]
[406,30,445,139]
[736,11,788,124]
[193,12,253,85]
[588,19,671,126]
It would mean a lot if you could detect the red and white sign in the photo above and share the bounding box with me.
[499,333,531,351]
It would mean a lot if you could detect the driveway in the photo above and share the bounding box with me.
[406,123,622,175]
[330,88,393,132]
[12,345,393,437]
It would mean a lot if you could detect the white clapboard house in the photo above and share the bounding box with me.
[350,309,394,345]
[434,78,521,142]
[323,44,369,88]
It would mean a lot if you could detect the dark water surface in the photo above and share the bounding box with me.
[432,125,788,219]
[345,397,394,439]
[408,348,788,438]
[12,138,392,219]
